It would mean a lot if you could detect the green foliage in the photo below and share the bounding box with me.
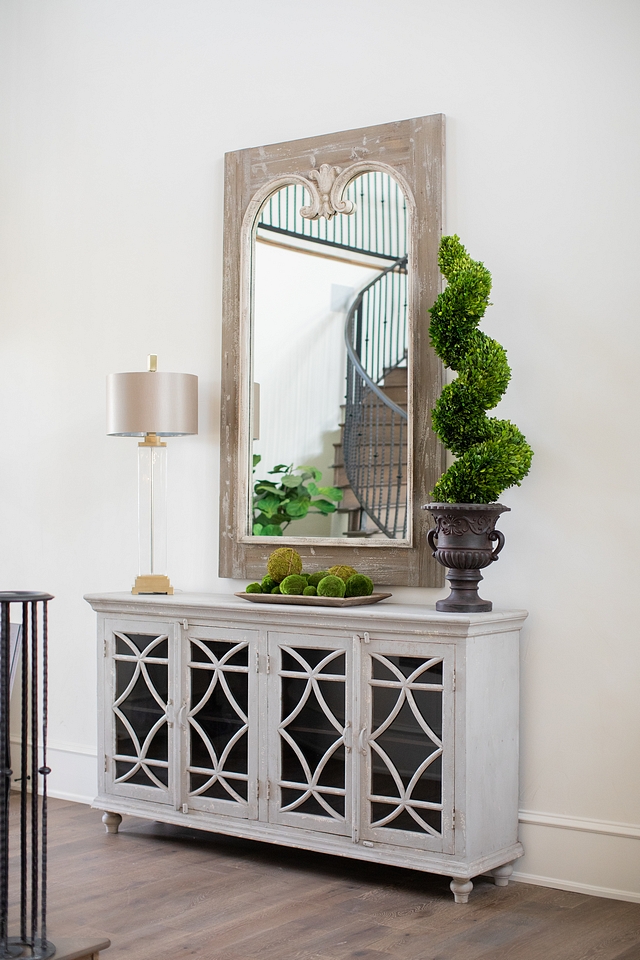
[303,585,317,596]
[261,575,278,593]
[280,574,307,595]
[344,574,374,598]
[317,575,346,598]
[429,236,533,503]
[252,457,343,535]
[245,582,262,593]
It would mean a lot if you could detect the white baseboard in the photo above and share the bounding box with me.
[519,809,640,840]
[47,742,97,805]
[511,870,640,904]
[11,737,97,806]
[514,814,640,902]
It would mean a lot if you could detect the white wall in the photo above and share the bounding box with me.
[1,0,639,901]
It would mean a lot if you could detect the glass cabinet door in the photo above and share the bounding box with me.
[359,640,455,854]
[104,618,176,805]
[183,625,258,819]
[268,631,352,838]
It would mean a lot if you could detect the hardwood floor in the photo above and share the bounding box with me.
[9,798,640,960]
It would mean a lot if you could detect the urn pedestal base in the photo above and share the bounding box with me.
[436,568,492,613]
[424,503,510,613]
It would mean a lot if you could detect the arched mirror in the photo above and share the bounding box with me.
[220,115,445,585]
[253,171,409,540]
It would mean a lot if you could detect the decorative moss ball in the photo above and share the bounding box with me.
[307,571,329,588]
[317,575,346,598]
[267,547,303,583]
[344,574,374,598]
[303,585,317,596]
[327,564,359,583]
[261,575,278,592]
[280,575,307,595]
[246,582,262,594]
[271,585,281,594]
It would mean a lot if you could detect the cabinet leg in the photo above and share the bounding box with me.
[102,811,122,834]
[492,861,514,887]
[450,877,473,903]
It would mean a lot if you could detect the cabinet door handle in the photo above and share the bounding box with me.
[344,721,352,753]
[178,701,188,727]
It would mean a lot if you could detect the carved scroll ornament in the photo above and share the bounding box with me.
[299,164,356,221]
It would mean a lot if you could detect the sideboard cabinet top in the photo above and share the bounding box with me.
[84,592,527,639]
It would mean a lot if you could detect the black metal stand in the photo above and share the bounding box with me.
[0,593,55,960]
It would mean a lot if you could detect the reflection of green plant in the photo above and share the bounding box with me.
[252,457,343,536]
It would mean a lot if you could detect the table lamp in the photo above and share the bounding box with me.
[107,355,198,595]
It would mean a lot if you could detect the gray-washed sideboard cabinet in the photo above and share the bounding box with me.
[84,593,526,902]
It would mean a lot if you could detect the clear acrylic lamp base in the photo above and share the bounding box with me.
[133,439,173,595]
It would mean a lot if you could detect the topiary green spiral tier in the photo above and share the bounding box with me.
[429,235,533,503]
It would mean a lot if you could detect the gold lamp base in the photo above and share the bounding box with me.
[132,575,174,595]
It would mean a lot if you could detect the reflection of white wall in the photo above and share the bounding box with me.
[253,241,374,535]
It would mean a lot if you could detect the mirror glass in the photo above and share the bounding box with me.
[250,171,409,541]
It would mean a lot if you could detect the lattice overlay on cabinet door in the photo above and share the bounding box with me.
[187,638,250,804]
[279,647,347,820]
[368,654,444,835]
[113,632,170,789]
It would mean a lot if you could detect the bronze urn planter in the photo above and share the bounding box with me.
[423,503,510,612]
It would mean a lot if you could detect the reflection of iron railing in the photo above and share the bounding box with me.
[344,259,408,539]
[259,172,408,261]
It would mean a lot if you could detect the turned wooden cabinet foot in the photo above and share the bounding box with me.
[450,877,473,903]
[492,861,514,887]
[102,811,122,834]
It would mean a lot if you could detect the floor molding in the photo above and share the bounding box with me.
[10,735,96,758]
[20,740,98,806]
[518,809,640,841]
[512,870,640,904]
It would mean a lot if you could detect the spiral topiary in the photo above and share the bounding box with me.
[428,235,533,503]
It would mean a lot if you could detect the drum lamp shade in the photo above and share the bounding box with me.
[106,371,198,437]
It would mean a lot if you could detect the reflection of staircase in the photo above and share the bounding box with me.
[334,258,409,539]
[333,365,407,536]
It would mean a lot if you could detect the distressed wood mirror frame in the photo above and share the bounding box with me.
[219,114,445,585]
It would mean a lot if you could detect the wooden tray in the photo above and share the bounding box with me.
[235,592,392,607]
